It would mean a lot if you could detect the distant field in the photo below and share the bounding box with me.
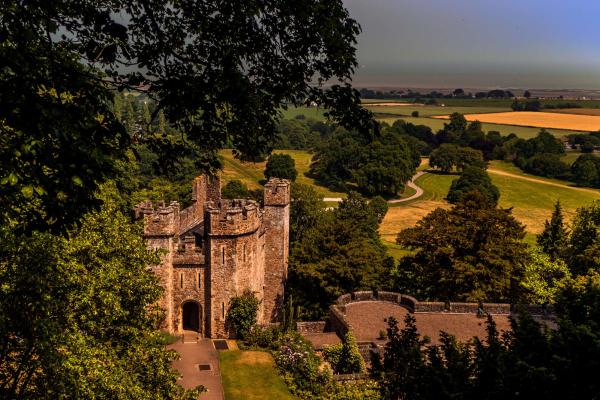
[280,106,326,120]
[433,111,600,132]
[380,161,600,242]
[219,149,346,198]
[549,108,600,117]
[377,116,575,139]
[365,105,510,117]
[371,98,600,108]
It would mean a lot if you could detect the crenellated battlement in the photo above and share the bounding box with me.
[173,236,205,265]
[134,200,181,236]
[264,178,291,206]
[205,199,262,236]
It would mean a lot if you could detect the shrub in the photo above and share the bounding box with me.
[221,179,250,199]
[411,110,419,117]
[522,153,570,178]
[265,153,297,181]
[447,166,500,206]
[226,290,260,339]
[323,332,365,374]
[243,325,283,350]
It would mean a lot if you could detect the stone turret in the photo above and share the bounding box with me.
[262,178,291,322]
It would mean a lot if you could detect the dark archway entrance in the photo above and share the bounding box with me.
[182,302,201,332]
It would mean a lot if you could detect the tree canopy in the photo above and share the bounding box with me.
[446,165,499,205]
[395,193,527,302]
[265,153,298,181]
[1,0,373,232]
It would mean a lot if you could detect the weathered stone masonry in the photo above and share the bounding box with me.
[135,175,290,338]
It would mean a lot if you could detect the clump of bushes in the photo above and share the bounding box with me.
[322,332,365,374]
[226,290,261,339]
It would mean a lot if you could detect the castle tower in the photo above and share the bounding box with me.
[134,201,181,332]
[204,200,264,338]
[262,178,291,322]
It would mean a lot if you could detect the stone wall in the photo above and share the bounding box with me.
[297,321,327,334]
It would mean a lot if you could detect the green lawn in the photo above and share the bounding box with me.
[219,149,346,198]
[219,350,295,400]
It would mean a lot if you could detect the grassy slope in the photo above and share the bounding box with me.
[366,105,510,117]
[381,162,600,245]
[219,350,294,400]
[219,149,346,198]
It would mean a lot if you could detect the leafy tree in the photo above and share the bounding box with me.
[524,90,531,98]
[571,154,600,187]
[567,201,600,274]
[265,153,298,181]
[369,196,389,224]
[411,110,419,117]
[429,144,485,173]
[1,0,372,233]
[396,192,526,302]
[522,153,569,178]
[446,166,500,205]
[0,198,203,399]
[521,247,571,304]
[226,290,261,339]
[289,183,325,243]
[221,180,251,199]
[289,193,392,318]
[537,200,569,260]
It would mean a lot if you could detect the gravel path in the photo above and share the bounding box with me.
[323,171,427,204]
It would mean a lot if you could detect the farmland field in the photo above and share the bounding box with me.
[365,104,510,117]
[376,116,575,139]
[548,108,600,117]
[432,111,600,132]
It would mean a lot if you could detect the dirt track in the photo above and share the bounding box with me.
[487,168,600,194]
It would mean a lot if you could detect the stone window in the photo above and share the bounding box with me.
[243,243,246,262]
[222,302,225,319]
[180,272,183,288]
[221,246,225,264]
[198,273,201,289]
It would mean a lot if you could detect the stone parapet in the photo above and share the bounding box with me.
[205,200,262,236]
[264,178,290,206]
[297,321,327,334]
[134,200,181,237]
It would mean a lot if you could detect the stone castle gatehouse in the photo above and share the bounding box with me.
[134,175,290,338]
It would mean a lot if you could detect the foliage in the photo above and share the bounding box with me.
[222,179,251,199]
[323,332,365,374]
[242,325,284,351]
[265,154,298,181]
[429,144,485,173]
[226,290,261,339]
[289,192,393,319]
[571,153,600,187]
[1,0,372,233]
[521,247,571,304]
[275,332,331,398]
[567,201,600,275]
[537,201,569,260]
[309,127,417,195]
[447,165,500,205]
[396,192,527,302]
[290,183,326,243]
[521,153,569,178]
[0,199,202,399]
[511,99,541,111]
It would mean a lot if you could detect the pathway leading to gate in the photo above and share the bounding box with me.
[169,337,224,400]
[323,171,427,204]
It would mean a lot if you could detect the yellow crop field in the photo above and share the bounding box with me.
[548,108,600,116]
[432,111,600,131]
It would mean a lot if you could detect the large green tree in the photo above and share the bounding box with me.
[288,192,393,318]
[537,200,569,260]
[1,0,372,233]
[0,197,202,398]
[396,193,527,302]
[446,165,500,205]
[264,153,298,181]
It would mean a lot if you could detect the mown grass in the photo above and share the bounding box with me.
[219,149,346,198]
[219,350,295,400]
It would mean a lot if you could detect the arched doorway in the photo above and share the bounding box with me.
[182,301,201,332]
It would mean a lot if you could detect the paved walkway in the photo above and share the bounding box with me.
[169,337,224,400]
[323,171,427,204]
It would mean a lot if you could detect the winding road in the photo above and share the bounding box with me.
[323,171,427,204]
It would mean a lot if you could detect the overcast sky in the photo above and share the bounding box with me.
[343,0,600,89]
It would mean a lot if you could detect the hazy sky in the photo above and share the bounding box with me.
[343,0,600,89]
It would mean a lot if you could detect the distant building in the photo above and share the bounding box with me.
[135,175,290,338]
